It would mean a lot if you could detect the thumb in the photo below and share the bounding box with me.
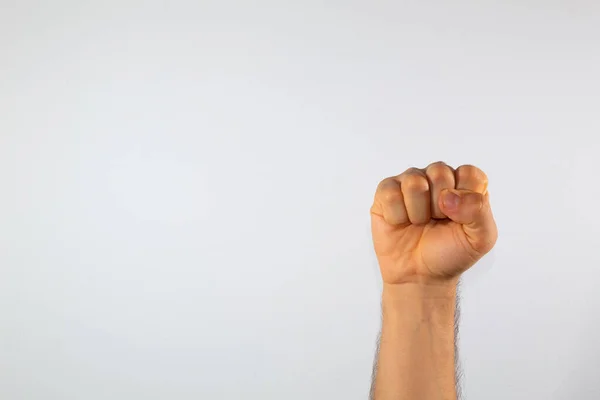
[440,188,498,255]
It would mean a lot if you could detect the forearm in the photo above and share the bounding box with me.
[372,281,458,400]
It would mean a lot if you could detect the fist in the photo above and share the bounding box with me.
[370,162,498,285]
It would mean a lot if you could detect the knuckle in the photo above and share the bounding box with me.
[377,177,396,191]
[427,161,448,169]
[402,174,429,191]
[457,164,488,183]
[457,164,485,178]
[426,163,453,182]
[405,167,422,175]
[376,178,402,202]
[382,188,402,203]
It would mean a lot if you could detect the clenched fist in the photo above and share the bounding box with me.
[370,162,498,285]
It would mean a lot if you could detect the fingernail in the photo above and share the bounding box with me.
[443,190,460,210]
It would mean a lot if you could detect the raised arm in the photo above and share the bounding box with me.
[369,162,498,400]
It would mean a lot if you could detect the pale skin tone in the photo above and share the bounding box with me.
[369,162,498,400]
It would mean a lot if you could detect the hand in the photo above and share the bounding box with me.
[370,162,498,285]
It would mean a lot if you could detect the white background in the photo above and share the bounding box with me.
[1,1,599,399]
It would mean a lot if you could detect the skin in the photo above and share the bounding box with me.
[369,162,498,400]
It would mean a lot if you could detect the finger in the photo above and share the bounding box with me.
[455,164,488,194]
[399,168,431,225]
[370,177,409,226]
[424,161,455,219]
[439,188,498,255]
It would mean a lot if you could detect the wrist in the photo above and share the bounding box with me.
[383,279,458,299]
[382,281,458,316]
